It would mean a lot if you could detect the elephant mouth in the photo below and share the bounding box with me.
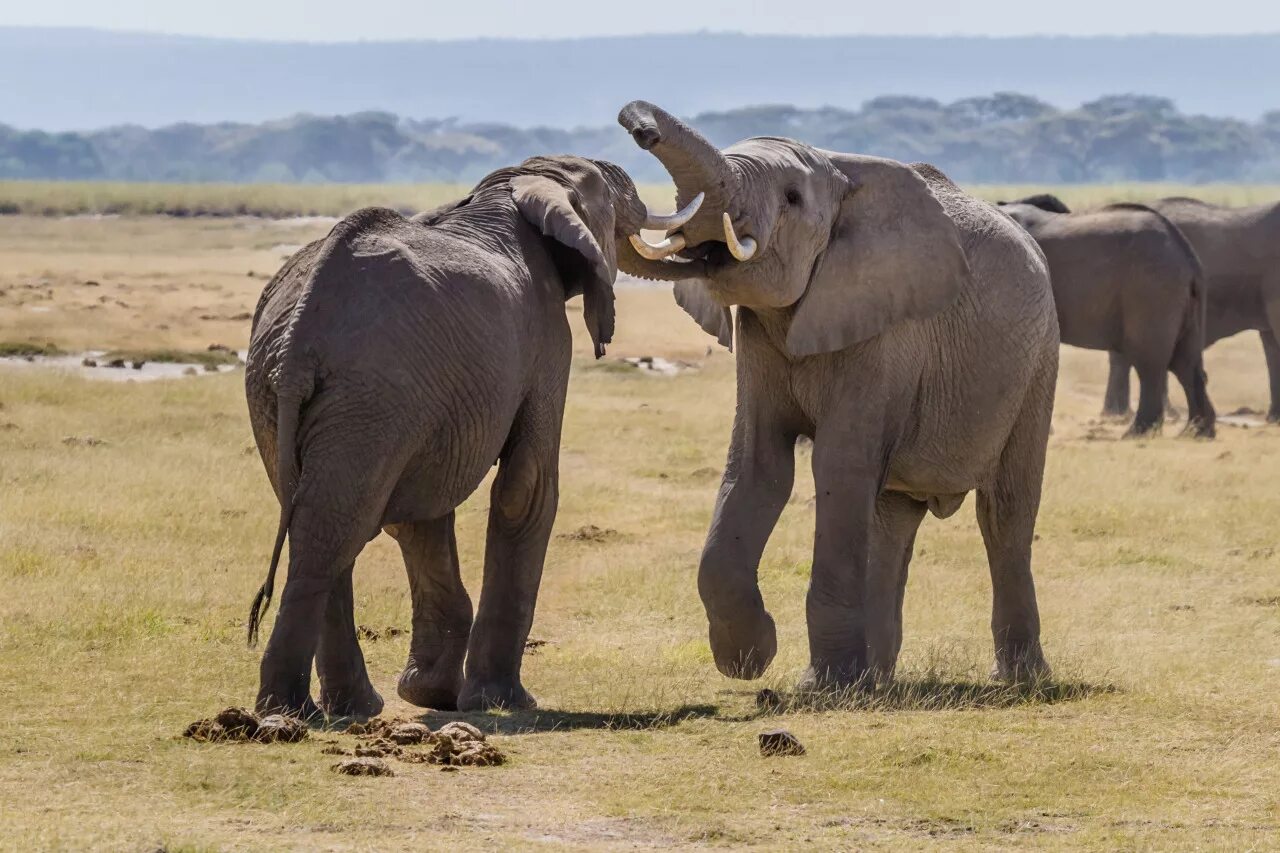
[629,213,758,266]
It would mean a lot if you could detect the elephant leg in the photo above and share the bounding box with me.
[315,562,384,720]
[864,491,928,683]
[1170,348,1216,439]
[800,435,880,692]
[1262,330,1280,423]
[1102,351,1132,417]
[256,500,380,718]
[458,409,560,712]
[387,514,473,710]
[976,386,1052,684]
[1127,357,1168,437]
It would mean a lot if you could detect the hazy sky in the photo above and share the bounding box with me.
[6,0,1280,40]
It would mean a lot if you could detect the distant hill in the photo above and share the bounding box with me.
[3,94,1278,184]
[4,28,1280,131]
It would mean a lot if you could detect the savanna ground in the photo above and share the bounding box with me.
[1,185,1278,851]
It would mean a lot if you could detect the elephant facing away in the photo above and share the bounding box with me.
[615,101,1059,690]
[244,155,678,717]
[1017,194,1280,422]
[1000,199,1214,438]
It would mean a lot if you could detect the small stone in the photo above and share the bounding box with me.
[388,722,432,745]
[81,357,98,368]
[756,688,783,711]
[759,729,805,757]
[332,757,393,777]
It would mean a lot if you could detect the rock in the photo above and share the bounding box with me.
[332,757,393,777]
[755,688,784,711]
[437,721,486,743]
[758,729,805,757]
[388,722,432,745]
[106,358,126,369]
[81,357,98,368]
[131,360,145,370]
[253,714,308,743]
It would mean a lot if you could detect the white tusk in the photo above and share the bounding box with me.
[629,232,687,261]
[722,212,757,261]
[643,192,705,231]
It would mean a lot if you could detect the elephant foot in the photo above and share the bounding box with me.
[1123,420,1161,439]
[255,690,322,723]
[1099,405,1131,420]
[1181,417,1216,440]
[992,641,1052,685]
[707,609,777,680]
[319,682,384,721]
[397,661,462,711]
[1267,408,1280,424]
[457,678,537,712]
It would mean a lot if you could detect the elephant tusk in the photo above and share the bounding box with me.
[643,191,705,231]
[722,212,757,261]
[629,232,687,260]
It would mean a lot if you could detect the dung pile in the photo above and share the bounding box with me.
[183,707,308,744]
[332,718,505,768]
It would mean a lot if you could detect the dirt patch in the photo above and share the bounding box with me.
[355,625,406,642]
[183,707,308,744]
[62,435,108,448]
[558,525,620,543]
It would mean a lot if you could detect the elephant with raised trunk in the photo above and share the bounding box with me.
[1000,198,1214,438]
[615,101,1059,690]
[244,155,694,717]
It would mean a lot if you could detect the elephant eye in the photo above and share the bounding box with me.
[785,188,802,206]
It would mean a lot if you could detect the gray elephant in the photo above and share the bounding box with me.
[614,101,1059,689]
[1000,199,1214,437]
[244,155,690,717]
[1016,194,1280,422]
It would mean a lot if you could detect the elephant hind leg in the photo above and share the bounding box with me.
[1127,357,1169,437]
[977,366,1053,684]
[865,492,927,684]
[315,562,384,720]
[1102,351,1133,417]
[1169,345,1216,439]
[1261,330,1280,423]
[386,514,473,711]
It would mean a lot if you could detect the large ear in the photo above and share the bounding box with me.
[673,281,733,351]
[510,175,615,358]
[786,155,969,358]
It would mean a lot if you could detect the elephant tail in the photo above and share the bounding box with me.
[247,394,303,647]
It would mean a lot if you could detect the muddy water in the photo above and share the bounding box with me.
[0,351,244,382]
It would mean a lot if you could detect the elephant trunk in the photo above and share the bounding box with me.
[617,100,737,232]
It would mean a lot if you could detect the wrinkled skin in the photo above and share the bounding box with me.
[1000,200,1214,438]
[1018,194,1280,422]
[616,101,1059,689]
[244,155,647,717]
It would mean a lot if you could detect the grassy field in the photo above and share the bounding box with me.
[1,211,1279,850]
[1,180,1279,218]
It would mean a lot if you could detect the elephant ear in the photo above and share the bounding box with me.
[510,175,615,358]
[786,154,969,358]
[674,281,734,351]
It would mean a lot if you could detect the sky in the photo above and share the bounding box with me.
[5,0,1280,41]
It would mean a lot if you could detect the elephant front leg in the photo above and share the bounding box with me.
[458,435,558,712]
[800,447,879,692]
[387,515,473,711]
[697,429,795,680]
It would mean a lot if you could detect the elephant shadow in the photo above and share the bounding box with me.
[743,676,1116,716]
[408,703,722,736]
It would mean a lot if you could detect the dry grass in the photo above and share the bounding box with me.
[1,212,1279,850]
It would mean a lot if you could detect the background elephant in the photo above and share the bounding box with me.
[614,101,1059,689]
[1000,199,1214,437]
[244,155,665,717]
[1016,194,1280,422]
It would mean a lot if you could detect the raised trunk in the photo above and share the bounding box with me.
[617,100,736,230]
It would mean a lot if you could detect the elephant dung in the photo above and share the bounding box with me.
[758,729,806,757]
[332,757,394,777]
[182,707,307,744]
[388,722,432,745]
[436,721,486,743]
[254,714,308,743]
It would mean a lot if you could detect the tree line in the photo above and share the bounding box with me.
[3,93,1279,184]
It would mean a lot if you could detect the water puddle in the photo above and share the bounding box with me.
[0,350,244,382]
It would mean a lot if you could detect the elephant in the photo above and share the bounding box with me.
[613,100,1060,690]
[1015,194,1280,422]
[243,154,691,717]
[999,199,1214,437]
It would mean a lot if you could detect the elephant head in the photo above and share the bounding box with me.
[615,101,970,356]
[498,154,704,358]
